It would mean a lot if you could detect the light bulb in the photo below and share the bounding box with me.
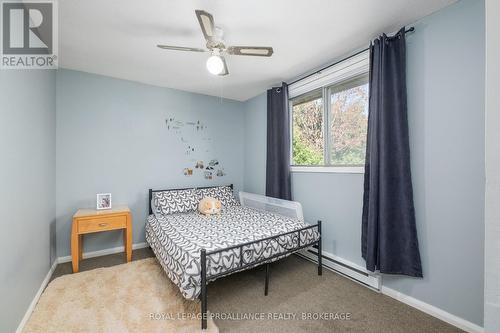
[206,55,224,75]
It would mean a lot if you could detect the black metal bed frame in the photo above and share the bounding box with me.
[148,184,322,330]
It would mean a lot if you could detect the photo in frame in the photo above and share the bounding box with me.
[96,193,112,210]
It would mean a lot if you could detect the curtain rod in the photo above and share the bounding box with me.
[287,27,415,86]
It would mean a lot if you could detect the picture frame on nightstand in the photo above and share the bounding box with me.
[96,193,112,210]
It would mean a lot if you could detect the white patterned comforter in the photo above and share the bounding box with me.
[145,205,319,300]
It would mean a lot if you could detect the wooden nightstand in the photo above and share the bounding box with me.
[71,205,132,273]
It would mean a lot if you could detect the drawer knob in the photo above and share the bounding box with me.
[98,223,108,227]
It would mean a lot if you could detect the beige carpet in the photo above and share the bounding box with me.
[47,249,464,332]
[24,258,218,333]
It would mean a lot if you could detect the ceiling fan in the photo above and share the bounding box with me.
[157,10,274,76]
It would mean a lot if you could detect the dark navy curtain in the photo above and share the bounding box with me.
[361,28,423,277]
[266,82,292,200]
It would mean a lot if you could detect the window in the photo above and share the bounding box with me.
[289,51,369,172]
[291,89,324,166]
[329,75,369,166]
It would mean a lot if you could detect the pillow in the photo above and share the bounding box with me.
[152,189,198,216]
[196,186,239,207]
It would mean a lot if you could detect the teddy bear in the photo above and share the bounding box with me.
[198,197,222,216]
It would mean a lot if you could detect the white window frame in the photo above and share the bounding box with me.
[289,50,369,174]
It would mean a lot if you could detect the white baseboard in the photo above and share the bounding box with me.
[15,259,58,333]
[381,286,484,333]
[57,242,148,263]
[297,248,381,290]
[15,242,149,333]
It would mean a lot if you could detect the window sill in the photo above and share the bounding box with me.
[290,166,365,174]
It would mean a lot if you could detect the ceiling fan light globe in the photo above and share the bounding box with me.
[206,55,224,75]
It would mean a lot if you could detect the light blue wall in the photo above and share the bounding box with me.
[243,94,267,195]
[243,0,485,326]
[383,0,484,326]
[484,1,500,331]
[56,69,245,257]
[0,70,56,333]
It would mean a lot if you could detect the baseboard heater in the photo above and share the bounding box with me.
[296,245,381,291]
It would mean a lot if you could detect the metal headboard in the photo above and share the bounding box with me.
[148,184,234,215]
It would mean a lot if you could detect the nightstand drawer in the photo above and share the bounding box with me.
[78,215,127,233]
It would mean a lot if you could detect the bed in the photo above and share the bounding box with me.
[145,185,322,330]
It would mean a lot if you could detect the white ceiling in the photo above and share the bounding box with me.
[59,0,456,101]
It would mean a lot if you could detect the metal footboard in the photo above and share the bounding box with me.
[199,220,323,330]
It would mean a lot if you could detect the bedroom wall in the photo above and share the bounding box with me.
[243,94,267,195]
[484,0,500,331]
[56,69,245,258]
[243,0,485,327]
[382,0,484,327]
[0,70,56,333]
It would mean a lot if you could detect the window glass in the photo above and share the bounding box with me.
[291,89,324,166]
[329,75,369,166]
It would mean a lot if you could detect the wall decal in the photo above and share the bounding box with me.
[166,116,226,180]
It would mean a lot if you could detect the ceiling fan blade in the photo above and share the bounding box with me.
[157,45,206,52]
[219,56,229,76]
[195,10,216,42]
[227,46,274,57]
